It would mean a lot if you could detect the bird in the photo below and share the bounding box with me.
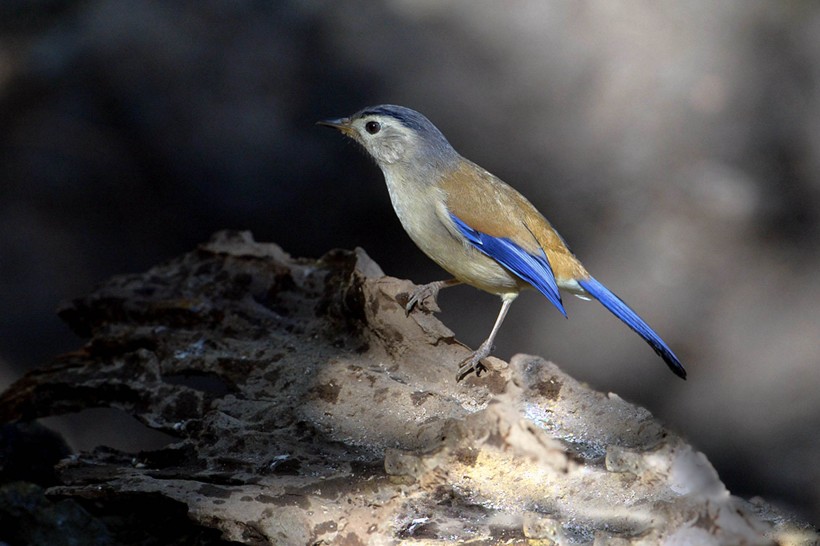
[318,105,686,381]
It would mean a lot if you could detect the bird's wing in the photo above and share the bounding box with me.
[447,212,566,316]
[437,160,587,316]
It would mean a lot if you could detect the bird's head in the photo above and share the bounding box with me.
[318,105,459,169]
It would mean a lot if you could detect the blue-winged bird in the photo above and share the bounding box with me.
[319,105,686,381]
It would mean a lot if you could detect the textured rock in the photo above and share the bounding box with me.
[0,231,816,545]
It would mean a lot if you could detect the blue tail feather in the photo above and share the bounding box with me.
[578,276,686,379]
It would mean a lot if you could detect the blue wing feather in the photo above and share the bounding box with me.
[450,213,567,317]
[578,277,687,379]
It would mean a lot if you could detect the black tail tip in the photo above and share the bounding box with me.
[662,354,687,380]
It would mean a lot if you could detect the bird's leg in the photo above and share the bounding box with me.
[404,278,461,315]
[457,295,515,381]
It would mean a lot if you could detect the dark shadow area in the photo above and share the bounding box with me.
[40,408,176,453]
[0,482,244,546]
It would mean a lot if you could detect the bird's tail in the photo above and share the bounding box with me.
[577,276,687,379]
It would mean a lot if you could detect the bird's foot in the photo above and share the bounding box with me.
[456,341,493,382]
[403,282,444,315]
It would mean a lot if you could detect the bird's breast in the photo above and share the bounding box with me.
[381,170,452,250]
[381,170,522,295]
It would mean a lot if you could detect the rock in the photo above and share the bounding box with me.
[0,231,816,544]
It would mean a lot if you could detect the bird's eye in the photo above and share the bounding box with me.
[365,121,381,134]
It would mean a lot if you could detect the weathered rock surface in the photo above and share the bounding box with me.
[0,231,816,545]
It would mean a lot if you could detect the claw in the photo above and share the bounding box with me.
[402,279,459,315]
[455,340,493,382]
[404,288,428,315]
[456,356,487,382]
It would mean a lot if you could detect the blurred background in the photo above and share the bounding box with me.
[1,0,818,524]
